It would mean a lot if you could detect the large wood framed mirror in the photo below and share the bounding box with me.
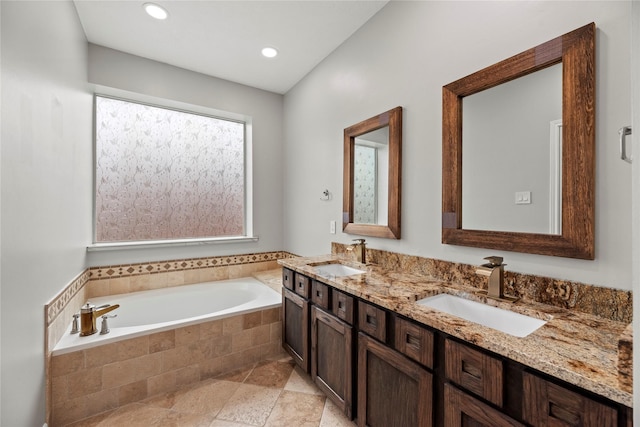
[442,23,595,259]
[343,106,402,239]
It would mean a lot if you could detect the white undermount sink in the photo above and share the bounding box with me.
[416,293,547,337]
[313,263,366,278]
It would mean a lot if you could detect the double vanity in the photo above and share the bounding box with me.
[279,255,632,427]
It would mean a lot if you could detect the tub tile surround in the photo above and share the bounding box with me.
[280,244,633,407]
[45,251,294,427]
[50,307,283,426]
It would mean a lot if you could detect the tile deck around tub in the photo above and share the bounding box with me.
[67,354,356,427]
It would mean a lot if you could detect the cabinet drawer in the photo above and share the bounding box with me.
[311,280,331,309]
[282,268,294,291]
[444,383,523,427]
[394,317,434,369]
[294,273,311,298]
[358,301,386,342]
[523,372,618,427]
[332,290,354,325]
[445,338,503,407]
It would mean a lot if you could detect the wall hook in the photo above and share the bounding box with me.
[320,189,331,201]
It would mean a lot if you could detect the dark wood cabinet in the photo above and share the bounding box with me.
[282,287,309,372]
[523,372,618,427]
[444,383,523,427]
[282,270,631,427]
[357,333,433,427]
[311,305,353,418]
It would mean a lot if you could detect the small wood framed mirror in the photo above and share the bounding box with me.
[343,106,402,239]
[442,23,595,259]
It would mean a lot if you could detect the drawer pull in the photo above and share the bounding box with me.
[338,301,344,310]
[366,314,377,326]
[462,360,482,380]
[549,402,580,425]
[406,334,421,348]
[316,290,322,297]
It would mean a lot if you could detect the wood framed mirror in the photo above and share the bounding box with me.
[442,23,595,259]
[343,106,402,239]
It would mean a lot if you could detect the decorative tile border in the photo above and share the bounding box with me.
[89,251,292,279]
[45,270,91,326]
[46,251,295,326]
[332,242,632,323]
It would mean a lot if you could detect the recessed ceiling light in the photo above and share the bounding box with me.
[143,3,168,20]
[261,47,278,58]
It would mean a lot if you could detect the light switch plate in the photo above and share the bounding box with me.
[330,220,336,234]
[515,191,532,205]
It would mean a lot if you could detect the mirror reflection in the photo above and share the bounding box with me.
[354,128,389,225]
[462,63,562,234]
[343,106,402,239]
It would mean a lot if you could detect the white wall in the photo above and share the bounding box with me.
[1,1,93,425]
[630,0,639,419]
[86,45,285,266]
[283,1,632,290]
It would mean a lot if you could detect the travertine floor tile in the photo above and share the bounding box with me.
[170,380,240,415]
[216,383,282,426]
[264,390,326,427]
[216,365,255,383]
[209,420,255,427]
[284,365,324,395]
[319,399,357,427]
[243,359,295,388]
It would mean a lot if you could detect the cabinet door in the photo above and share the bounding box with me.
[311,306,353,419]
[282,287,309,372]
[358,333,433,427]
[444,383,523,427]
[523,372,618,427]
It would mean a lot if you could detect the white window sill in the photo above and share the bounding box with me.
[87,236,259,252]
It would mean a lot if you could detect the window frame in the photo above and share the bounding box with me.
[88,94,256,251]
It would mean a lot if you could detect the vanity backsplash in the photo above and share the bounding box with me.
[332,242,632,323]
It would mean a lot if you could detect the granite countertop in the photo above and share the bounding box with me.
[278,255,632,408]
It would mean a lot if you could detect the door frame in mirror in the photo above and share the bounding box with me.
[344,106,402,239]
[442,23,595,259]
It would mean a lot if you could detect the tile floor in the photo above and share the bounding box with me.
[69,353,356,427]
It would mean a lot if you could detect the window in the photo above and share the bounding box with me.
[94,95,249,244]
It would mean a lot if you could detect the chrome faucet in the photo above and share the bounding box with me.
[347,238,366,264]
[80,302,120,336]
[475,256,517,302]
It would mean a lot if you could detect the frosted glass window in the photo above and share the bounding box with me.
[95,96,246,243]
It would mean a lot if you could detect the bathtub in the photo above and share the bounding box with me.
[52,277,281,356]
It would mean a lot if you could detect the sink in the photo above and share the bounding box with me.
[312,263,366,278]
[416,294,546,337]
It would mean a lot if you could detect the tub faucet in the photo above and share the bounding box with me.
[476,256,506,299]
[347,239,366,264]
[80,302,120,336]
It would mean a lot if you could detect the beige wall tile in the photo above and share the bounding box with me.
[200,266,229,282]
[67,366,103,399]
[223,316,243,335]
[149,330,176,353]
[243,312,262,330]
[103,353,162,389]
[270,322,282,343]
[87,279,111,299]
[109,277,131,295]
[176,365,201,386]
[232,330,253,353]
[149,273,168,290]
[175,324,200,346]
[116,335,149,360]
[52,395,87,427]
[162,345,194,372]
[228,264,255,279]
[130,274,152,293]
[85,341,120,368]
[148,371,177,397]
[86,387,119,417]
[51,351,84,377]
[262,307,281,324]
[211,335,233,358]
[118,379,148,405]
[251,325,271,347]
[166,271,185,287]
[200,319,223,338]
[51,375,68,406]
[184,269,201,285]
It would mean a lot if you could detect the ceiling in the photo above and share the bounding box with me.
[73,1,389,94]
